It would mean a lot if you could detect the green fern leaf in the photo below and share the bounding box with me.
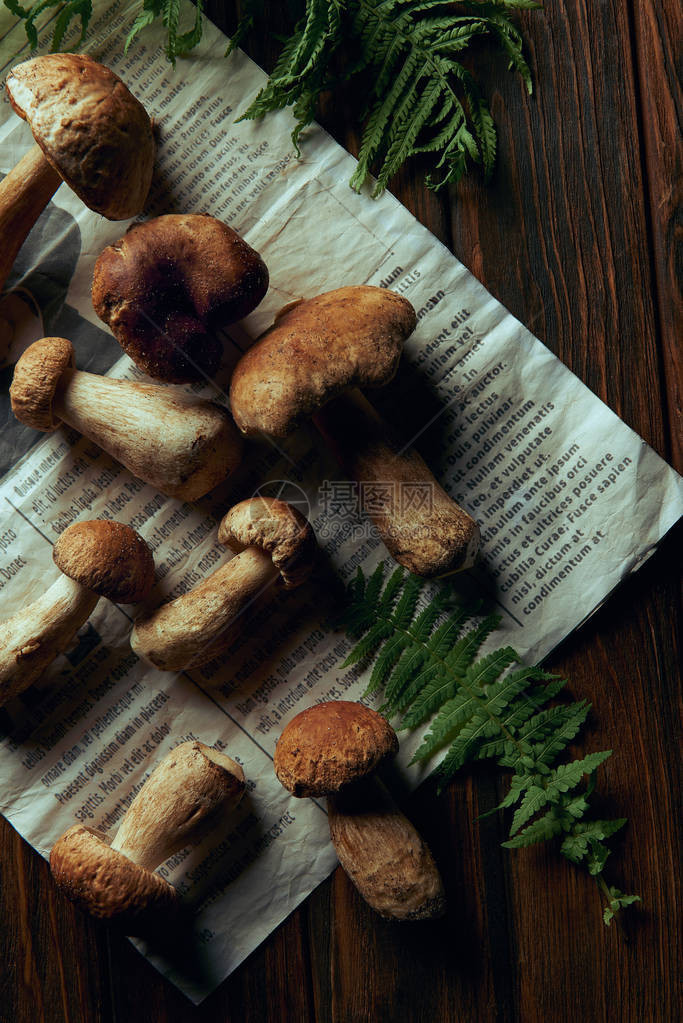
[549,750,613,792]
[425,602,475,658]
[383,643,429,708]
[411,686,485,762]
[603,888,640,925]
[400,614,502,730]
[342,619,393,666]
[509,751,613,836]
[432,711,501,787]
[502,810,565,849]
[393,660,441,715]
[498,699,589,768]
[364,631,412,696]
[391,572,424,630]
[561,819,627,866]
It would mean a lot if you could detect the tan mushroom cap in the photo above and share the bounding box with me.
[274,701,399,797]
[229,286,416,437]
[6,54,154,220]
[218,496,315,589]
[53,520,155,603]
[50,824,178,930]
[92,214,269,383]
[10,336,73,431]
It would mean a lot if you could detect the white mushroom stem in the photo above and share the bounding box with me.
[314,388,480,578]
[0,145,62,293]
[0,574,98,707]
[131,546,280,672]
[327,775,446,921]
[109,742,245,871]
[53,367,241,501]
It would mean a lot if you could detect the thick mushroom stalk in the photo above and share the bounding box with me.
[315,389,480,577]
[328,777,447,921]
[92,214,269,383]
[274,701,446,921]
[10,337,242,501]
[0,520,154,709]
[0,575,97,706]
[131,497,315,672]
[229,286,480,577]
[50,741,246,930]
[1,54,154,294]
[0,146,62,292]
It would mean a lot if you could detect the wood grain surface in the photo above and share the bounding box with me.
[0,2,680,1021]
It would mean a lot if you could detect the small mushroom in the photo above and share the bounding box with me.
[131,496,315,671]
[274,701,446,921]
[229,286,480,577]
[0,520,154,708]
[10,336,243,500]
[92,213,269,383]
[50,740,245,931]
[0,54,154,294]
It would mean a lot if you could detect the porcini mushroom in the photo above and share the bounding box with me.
[50,740,245,931]
[131,496,315,671]
[274,700,446,920]
[0,54,154,294]
[92,213,269,383]
[229,286,480,577]
[10,336,243,500]
[0,520,154,708]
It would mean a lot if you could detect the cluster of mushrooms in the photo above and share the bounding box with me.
[0,53,474,930]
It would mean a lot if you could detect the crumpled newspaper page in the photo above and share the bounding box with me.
[0,0,681,1003]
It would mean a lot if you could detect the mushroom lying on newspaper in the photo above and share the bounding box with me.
[229,286,480,577]
[10,336,243,500]
[50,740,245,932]
[0,54,154,294]
[275,701,446,920]
[0,520,154,708]
[131,496,316,671]
[92,214,269,383]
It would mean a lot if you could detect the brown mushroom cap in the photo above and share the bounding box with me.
[6,54,154,220]
[53,520,155,603]
[10,336,73,431]
[229,286,416,438]
[218,497,315,589]
[50,824,178,931]
[92,213,270,383]
[274,701,399,797]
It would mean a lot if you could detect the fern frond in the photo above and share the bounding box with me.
[4,0,92,50]
[341,566,639,927]
[12,0,541,192]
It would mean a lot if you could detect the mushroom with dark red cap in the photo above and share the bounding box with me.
[92,213,269,383]
[0,520,154,708]
[50,740,245,932]
[274,700,446,921]
[131,496,316,672]
[10,336,243,500]
[229,286,480,578]
[0,54,154,294]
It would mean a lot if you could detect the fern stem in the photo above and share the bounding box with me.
[595,874,629,940]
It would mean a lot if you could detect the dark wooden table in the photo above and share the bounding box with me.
[1,2,680,1021]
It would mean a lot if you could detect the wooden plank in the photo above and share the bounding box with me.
[630,0,682,471]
